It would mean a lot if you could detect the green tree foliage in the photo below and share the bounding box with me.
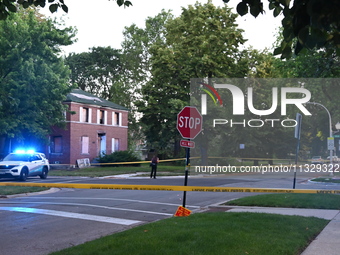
[136,2,249,157]
[247,48,280,78]
[65,47,127,105]
[274,52,340,79]
[271,27,340,78]
[270,26,340,157]
[190,78,298,165]
[121,10,172,87]
[120,10,173,151]
[273,53,340,156]
[0,9,75,141]
[98,150,141,166]
[296,80,340,157]
[0,0,132,20]
[225,0,340,59]
[3,0,340,60]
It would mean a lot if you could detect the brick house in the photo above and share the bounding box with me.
[45,89,129,165]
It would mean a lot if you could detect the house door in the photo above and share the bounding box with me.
[98,133,106,156]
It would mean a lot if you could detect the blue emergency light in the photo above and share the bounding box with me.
[14,149,36,154]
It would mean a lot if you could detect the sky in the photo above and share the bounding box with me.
[41,0,282,55]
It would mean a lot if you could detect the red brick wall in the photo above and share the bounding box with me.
[46,123,71,164]
[47,102,128,165]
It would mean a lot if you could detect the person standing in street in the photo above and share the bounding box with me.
[150,155,159,179]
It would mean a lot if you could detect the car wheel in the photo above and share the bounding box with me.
[19,168,28,181]
[39,167,48,179]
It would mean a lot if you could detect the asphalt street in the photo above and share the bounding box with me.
[0,171,338,255]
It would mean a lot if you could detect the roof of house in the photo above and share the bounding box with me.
[65,89,129,111]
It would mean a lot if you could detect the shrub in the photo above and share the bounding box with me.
[98,150,141,166]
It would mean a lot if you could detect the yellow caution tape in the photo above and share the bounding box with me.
[90,158,187,165]
[0,182,339,194]
[67,157,300,166]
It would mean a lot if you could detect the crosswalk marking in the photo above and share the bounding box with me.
[0,207,142,225]
[0,201,174,216]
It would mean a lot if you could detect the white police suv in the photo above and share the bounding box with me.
[0,150,50,181]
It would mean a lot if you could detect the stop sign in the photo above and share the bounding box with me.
[177,106,202,139]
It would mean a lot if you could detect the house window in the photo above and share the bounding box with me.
[51,136,62,153]
[112,138,119,152]
[80,107,91,123]
[81,136,89,154]
[113,112,120,126]
[100,110,104,124]
[83,108,89,122]
[97,110,107,124]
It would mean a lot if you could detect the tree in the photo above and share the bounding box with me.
[191,78,299,166]
[136,2,249,158]
[65,46,127,105]
[0,0,132,20]
[273,51,340,78]
[121,10,172,90]
[246,48,280,78]
[4,1,339,59]
[0,9,75,146]
[225,0,340,59]
[120,10,173,152]
[3,0,340,59]
[272,54,340,157]
[269,26,340,157]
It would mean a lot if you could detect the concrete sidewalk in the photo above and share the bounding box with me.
[209,206,340,255]
[301,211,340,255]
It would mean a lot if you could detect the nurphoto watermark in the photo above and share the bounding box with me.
[189,78,340,176]
[192,164,340,175]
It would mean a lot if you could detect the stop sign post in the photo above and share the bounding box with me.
[177,106,202,208]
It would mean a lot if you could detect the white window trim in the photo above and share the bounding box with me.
[80,107,83,122]
[104,110,107,125]
[112,112,115,125]
[88,108,92,123]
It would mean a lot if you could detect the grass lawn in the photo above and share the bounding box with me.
[0,186,49,196]
[311,177,340,183]
[225,193,340,209]
[49,164,185,177]
[0,165,185,195]
[50,212,327,255]
[0,163,185,195]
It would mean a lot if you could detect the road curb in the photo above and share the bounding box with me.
[1,187,60,199]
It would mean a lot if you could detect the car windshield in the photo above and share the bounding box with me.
[3,153,31,162]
